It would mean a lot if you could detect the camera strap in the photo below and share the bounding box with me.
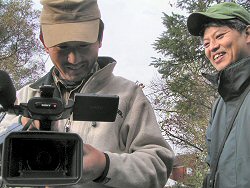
[19,116,36,131]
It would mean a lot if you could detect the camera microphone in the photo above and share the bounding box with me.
[0,70,16,110]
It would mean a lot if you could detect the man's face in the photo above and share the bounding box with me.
[46,41,100,82]
[203,26,250,71]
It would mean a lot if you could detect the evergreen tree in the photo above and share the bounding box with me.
[0,0,45,89]
[149,0,249,186]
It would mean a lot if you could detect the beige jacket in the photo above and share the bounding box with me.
[0,57,174,188]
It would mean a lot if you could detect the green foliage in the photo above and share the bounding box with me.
[182,152,208,187]
[0,0,45,89]
[149,0,250,186]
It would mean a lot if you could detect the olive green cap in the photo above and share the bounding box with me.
[187,2,250,36]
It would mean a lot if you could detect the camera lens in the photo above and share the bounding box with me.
[25,140,63,171]
[27,148,61,171]
[2,132,83,185]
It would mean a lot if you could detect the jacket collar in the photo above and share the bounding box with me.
[30,56,116,90]
[205,57,250,101]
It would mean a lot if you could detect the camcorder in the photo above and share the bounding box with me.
[0,77,119,187]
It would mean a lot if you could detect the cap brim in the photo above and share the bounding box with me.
[187,12,235,36]
[42,19,100,47]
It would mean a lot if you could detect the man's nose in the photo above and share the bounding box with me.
[67,50,81,64]
[210,40,219,53]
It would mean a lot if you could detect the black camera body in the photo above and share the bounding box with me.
[0,85,119,187]
[2,131,83,186]
[19,85,74,126]
[1,85,83,186]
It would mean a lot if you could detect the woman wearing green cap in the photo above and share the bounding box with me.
[187,2,250,188]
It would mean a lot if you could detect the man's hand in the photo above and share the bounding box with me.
[82,144,106,182]
[21,116,40,130]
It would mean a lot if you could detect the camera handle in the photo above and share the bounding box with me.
[39,119,52,131]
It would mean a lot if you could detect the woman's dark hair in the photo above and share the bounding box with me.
[200,19,248,37]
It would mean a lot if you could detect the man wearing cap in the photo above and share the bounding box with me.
[0,0,174,187]
[187,2,250,188]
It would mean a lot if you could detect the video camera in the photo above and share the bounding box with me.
[0,71,119,187]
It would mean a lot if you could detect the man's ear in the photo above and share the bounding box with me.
[246,25,250,43]
[39,30,49,53]
[99,41,102,48]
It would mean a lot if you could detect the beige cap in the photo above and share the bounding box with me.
[40,0,101,47]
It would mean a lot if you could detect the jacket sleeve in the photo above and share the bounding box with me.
[103,88,175,188]
[0,104,22,136]
[0,85,39,134]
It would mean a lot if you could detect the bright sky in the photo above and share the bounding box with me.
[33,0,178,86]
